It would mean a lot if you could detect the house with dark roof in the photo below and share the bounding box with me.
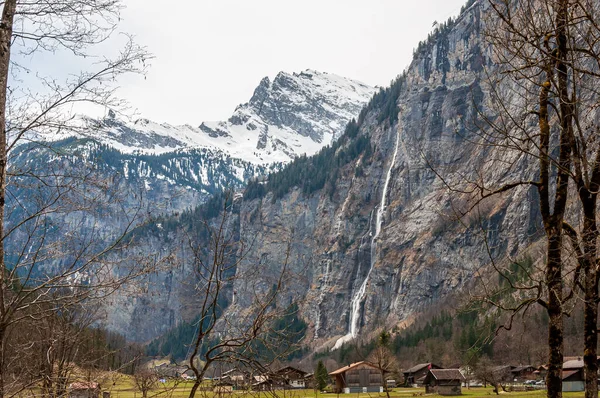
[560,357,596,392]
[511,365,535,382]
[220,369,250,389]
[330,361,386,393]
[403,363,442,386]
[424,369,465,396]
[252,375,275,391]
[562,369,584,392]
[274,366,309,389]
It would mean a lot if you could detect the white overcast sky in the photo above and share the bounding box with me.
[29,0,469,126]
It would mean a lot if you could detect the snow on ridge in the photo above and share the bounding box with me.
[36,69,376,166]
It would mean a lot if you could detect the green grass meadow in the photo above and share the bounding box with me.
[101,381,588,398]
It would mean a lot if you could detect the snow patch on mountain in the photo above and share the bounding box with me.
[43,70,376,165]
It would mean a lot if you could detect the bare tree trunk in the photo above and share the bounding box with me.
[581,197,598,398]
[188,380,201,398]
[546,233,564,398]
[583,277,597,398]
[0,2,17,395]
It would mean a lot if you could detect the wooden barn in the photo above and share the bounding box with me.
[330,361,385,393]
[562,369,584,392]
[424,369,465,396]
[403,363,442,386]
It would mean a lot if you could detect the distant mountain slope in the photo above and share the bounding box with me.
[47,70,375,165]
[14,70,375,215]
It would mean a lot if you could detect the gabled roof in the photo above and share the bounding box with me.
[512,365,534,373]
[276,366,308,377]
[403,363,439,374]
[562,356,600,370]
[330,361,380,376]
[563,360,584,370]
[426,369,466,382]
[561,369,581,381]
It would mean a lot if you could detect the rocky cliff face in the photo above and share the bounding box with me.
[211,0,539,349]
[106,0,543,347]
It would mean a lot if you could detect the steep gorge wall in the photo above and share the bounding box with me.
[112,0,544,346]
[229,0,541,349]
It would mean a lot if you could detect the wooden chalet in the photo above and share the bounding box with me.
[534,365,548,380]
[511,365,535,382]
[274,366,309,389]
[330,361,385,393]
[252,375,276,391]
[403,363,442,386]
[424,369,465,396]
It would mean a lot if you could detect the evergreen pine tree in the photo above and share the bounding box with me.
[315,360,329,391]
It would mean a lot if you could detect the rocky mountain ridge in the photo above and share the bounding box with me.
[48,70,376,165]
[114,0,545,350]
[12,70,375,216]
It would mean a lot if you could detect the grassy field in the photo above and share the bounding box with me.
[102,381,589,398]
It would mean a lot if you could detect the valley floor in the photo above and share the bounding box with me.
[100,382,589,398]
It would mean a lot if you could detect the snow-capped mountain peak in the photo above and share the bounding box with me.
[63,70,376,165]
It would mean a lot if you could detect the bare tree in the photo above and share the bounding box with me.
[427,1,600,397]
[0,1,153,397]
[133,369,159,398]
[367,331,397,398]
[481,2,600,397]
[177,191,300,398]
[473,357,510,395]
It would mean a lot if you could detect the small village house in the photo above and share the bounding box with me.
[221,369,248,390]
[68,382,101,398]
[561,358,589,392]
[562,370,584,392]
[252,375,275,391]
[424,369,465,396]
[510,366,535,382]
[534,365,548,380]
[274,366,309,389]
[403,363,442,386]
[330,361,386,393]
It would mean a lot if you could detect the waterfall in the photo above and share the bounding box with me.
[333,127,401,349]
